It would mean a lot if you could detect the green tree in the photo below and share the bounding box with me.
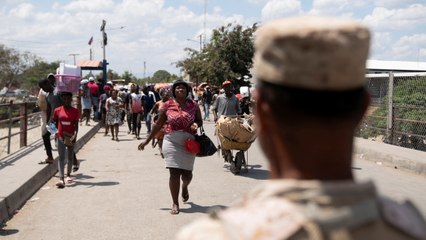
[0,44,34,88]
[176,23,257,87]
[121,70,137,84]
[19,59,59,93]
[152,70,171,83]
[176,48,205,84]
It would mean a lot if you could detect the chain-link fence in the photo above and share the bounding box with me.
[357,72,426,151]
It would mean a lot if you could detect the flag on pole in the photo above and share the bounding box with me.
[88,36,93,45]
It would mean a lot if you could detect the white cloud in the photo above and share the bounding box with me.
[363,4,426,31]
[309,0,367,16]
[261,0,302,21]
[247,0,269,4]
[9,3,34,18]
[188,0,205,4]
[369,32,392,59]
[61,0,115,12]
[373,0,418,7]
[391,34,426,61]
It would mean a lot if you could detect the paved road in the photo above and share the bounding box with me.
[1,122,426,239]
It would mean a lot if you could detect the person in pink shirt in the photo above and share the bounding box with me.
[52,92,80,188]
[130,85,143,139]
[138,80,203,215]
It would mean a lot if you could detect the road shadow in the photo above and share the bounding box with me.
[223,164,270,180]
[115,139,134,142]
[160,203,227,214]
[61,173,119,188]
[0,228,19,236]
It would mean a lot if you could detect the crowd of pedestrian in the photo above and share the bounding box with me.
[37,72,254,188]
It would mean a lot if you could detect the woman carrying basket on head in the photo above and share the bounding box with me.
[52,92,80,188]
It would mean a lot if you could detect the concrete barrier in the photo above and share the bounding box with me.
[354,137,426,176]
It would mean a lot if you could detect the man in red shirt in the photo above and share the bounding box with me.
[88,77,99,121]
[52,92,80,188]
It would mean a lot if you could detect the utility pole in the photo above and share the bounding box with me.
[199,34,202,52]
[143,61,146,79]
[100,19,108,85]
[69,53,79,65]
[203,0,207,47]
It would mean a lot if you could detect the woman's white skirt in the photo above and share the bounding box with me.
[162,130,196,171]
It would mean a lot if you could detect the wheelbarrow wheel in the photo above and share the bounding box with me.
[235,151,244,172]
[223,150,233,163]
[230,160,239,174]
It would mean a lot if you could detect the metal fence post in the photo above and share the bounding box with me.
[7,100,13,154]
[387,72,394,142]
[391,106,399,145]
[20,102,28,147]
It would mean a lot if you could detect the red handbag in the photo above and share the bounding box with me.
[185,138,200,155]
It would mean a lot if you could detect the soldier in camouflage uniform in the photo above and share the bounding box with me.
[176,16,426,240]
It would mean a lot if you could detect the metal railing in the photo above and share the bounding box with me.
[0,100,41,156]
[357,72,426,151]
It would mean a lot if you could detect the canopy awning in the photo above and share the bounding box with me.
[77,60,103,70]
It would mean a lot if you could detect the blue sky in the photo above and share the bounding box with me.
[1,0,425,78]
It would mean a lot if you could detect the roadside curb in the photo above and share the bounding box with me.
[0,123,101,225]
[354,137,426,176]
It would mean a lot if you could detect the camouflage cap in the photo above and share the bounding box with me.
[253,16,370,91]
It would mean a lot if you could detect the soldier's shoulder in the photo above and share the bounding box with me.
[176,197,307,240]
[379,196,426,239]
[175,216,227,240]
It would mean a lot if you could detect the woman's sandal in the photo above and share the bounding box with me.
[56,180,65,188]
[65,176,73,184]
[170,204,179,215]
[40,157,54,164]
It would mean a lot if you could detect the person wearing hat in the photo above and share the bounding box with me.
[88,77,99,121]
[212,80,241,122]
[52,91,80,188]
[38,78,58,164]
[176,16,426,239]
[79,79,92,126]
[138,80,202,215]
[212,80,241,163]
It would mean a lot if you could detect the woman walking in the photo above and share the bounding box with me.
[150,87,171,157]
[52,92,79,188]
[79,79,92,126]
[106,89,124,141]
[138,80,202,215]
[130,85,143,139]
[99,85,112,136]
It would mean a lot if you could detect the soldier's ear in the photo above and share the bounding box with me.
[254,89,273,137]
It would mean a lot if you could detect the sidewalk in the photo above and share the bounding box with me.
[0,123,101,224]
[354,138,426,176]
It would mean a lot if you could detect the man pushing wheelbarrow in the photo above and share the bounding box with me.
[212,81,256,174]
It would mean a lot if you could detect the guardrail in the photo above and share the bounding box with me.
[0,100,40,156]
